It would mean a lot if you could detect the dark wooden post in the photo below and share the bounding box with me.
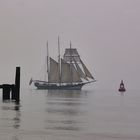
[15,67,20,101]
[0,67,21,101]
[11,84,16,100]
[2,84,11,100]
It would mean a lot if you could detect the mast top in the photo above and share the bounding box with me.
[70,41,72,49]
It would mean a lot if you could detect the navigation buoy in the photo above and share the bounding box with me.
[118,80,126,92]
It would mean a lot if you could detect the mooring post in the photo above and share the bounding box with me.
[11,84,16,100]
[15,67,20,101]
[2,84,11,100]
[0,67,21,101]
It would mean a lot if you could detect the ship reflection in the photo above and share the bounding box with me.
[45,90,88,131]
[47,89,88,98]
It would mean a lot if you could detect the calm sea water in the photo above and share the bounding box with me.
[0,87,140,140]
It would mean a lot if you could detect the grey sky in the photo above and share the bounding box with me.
[0,0,140,90]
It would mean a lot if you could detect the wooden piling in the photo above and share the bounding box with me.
[15,67,20,101]
[2,84,11,100]
[0,67,21,102]
[11,84,16,100]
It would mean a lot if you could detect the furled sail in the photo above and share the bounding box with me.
[61,59,72,83]
[48,57,59,83]
[71,64,82,82]
[80,60,94,79]
[63,48,81,63]
[74,59,88,81]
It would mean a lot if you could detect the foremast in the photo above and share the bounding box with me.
[46,41,49,82]
[58,36,61,85]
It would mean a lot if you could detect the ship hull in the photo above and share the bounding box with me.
[34,82,85,90]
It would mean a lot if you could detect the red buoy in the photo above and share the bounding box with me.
[119,80,126,92]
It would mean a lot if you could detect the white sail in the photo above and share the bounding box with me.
[71,64,82,82]
[48,57,59,83]
[81,60,94,79]
[74,60,88,81]
[61,59,71,83]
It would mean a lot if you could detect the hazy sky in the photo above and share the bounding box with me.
[0,0,140,90]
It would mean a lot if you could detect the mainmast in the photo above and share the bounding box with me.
[58,36,61,85]
[70,41,73,84]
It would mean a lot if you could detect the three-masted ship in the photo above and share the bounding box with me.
[29,39,96,90]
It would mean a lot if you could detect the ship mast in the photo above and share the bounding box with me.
[70,41,73,84]
[46,41,49,82]
[58,36,61,85]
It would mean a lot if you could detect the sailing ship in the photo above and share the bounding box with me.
[29,39,96,90]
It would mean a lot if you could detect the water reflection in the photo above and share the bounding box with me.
[47,89,88,97]
[45,90,88,131]
[13,103,21,129]
[1,101,21,129]
[120,91,125,96]
[12,136,19,140]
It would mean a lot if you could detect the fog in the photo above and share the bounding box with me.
[0,0,140,90]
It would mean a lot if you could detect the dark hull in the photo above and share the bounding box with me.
[34,82,85,90]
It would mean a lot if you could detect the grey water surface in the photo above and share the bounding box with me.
[0,88,140,140]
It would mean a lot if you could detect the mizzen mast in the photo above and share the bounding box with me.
[69,41,73,83]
